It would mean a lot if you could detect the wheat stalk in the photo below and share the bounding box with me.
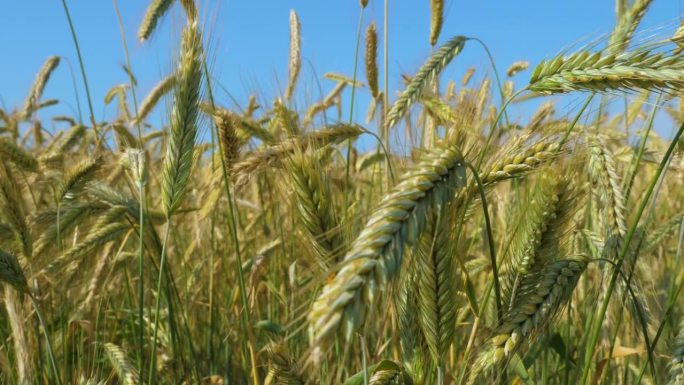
[429,0,444,46]
[365,22,380,98]
[138,0,174,42]
[161,18,203,216]
[308,145,466,360]
[103,342,139,385]
[529,47,684,95]
[135,74,176,124]
[23,56,60,119]
[386,35,467,129]
[285,10,301,101]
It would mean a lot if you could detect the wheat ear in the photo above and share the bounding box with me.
[608,0,653,54]
[161,18,203,216]
[429,0,444,46]
[308,145,466,360]
[23,56,60,119]
[529,47,684,95]
[365,22,380,98]
[103,342,139,385]
[138,0,174,42]
[285,10,301,101]
[386,36,467,129]
[135,74,176,124]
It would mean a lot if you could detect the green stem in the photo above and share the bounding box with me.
[148,221,170,385]
[29,294,62,385]
[58,0,99,140]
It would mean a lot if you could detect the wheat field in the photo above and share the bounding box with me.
[0,0,684,384]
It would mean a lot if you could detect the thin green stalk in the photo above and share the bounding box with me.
[58,0,99,141]
[470,37,509,126]
[579,120,684,385]
[624,93,661,199]
[29,294,62,385]
[148,221,170,385]
[111,0,146,376]
[344,7,365,208]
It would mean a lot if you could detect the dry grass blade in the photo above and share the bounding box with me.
[161,19,203,216]
[103,342,140,385]
[386,35,467,129]
[285,10,301,101]
[308,145,466,360]
[138,0,174,42]
[23,56,60,119]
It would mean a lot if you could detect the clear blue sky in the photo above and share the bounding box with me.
[0,1,681,145]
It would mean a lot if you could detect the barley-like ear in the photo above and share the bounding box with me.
[265,342,305,385]
[286,150,340,268]
[161,19,203,216]
[232,124,362,185]
[138,0,174,42]
[0,249,28,293]
[429,0,444,46]
[212,109,241,170]
[57,157,103,203]
[308,145,466,360]
[285,10,301,101]
[608,0,653,54]
[103,342,139,385]
[529,47,684,95]
[416,210,457,363]
[506,61,529,77]
[0,138,38,172]
[135,74,176,124]
[386,36,467,129]
[0,163,31,259]
[365,22,379,98]
[669,319,684,385]
[23,56,60,119]
[469,256,588,384]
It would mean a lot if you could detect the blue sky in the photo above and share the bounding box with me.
[0,1,681,146]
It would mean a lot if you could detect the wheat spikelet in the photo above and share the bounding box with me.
[265,343,305,385]
[669,319,684,385]
[23,56,60,119]
[608,0,653,54]
[138,0,174,42]
[103,342,139,385]
[308,145,466,359]
[469,256,588,384]
[365,22,380,98]
[0,138,38,172]
[161,19,203,216]
[386,36,467,129]
[429,0,444,46]
[136,74,176,124]
[506,61,529,77]
[529,47,684,95]
[285,10,301,101]
[232,124,362,185]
